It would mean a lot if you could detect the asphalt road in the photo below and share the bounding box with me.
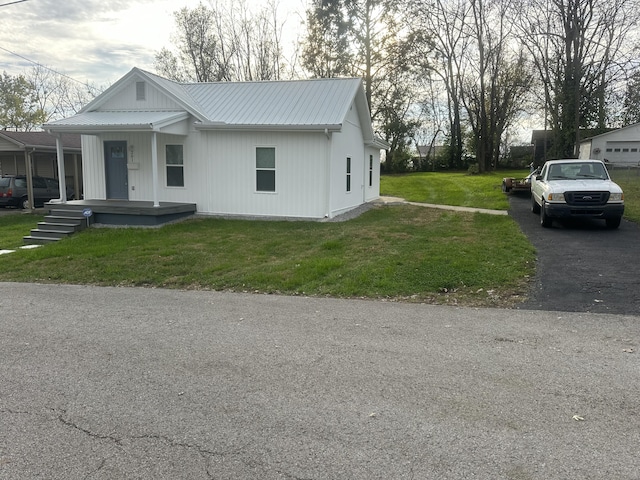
[508,192,640,315]
[1,282,639,479]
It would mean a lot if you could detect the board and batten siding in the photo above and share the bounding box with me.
[82,131,196,202]
[328,102,367,216]
[195,130,329,218]
[98,81,184,112]
[81,129,331,218]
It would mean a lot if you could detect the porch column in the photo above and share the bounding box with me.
[24,149,34,211]
[55,135,67,203]
[73,154,80,200]
[151,131,160,207]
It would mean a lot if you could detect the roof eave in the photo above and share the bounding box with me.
[194,123,343,132]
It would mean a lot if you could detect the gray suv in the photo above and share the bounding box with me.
[0,175,74,209]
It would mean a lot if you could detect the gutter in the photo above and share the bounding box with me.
[195,123,343,132]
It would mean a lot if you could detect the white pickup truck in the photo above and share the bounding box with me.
[530,159,624,229]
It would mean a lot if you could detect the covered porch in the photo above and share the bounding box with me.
[42,110,194,226]
[45,199,197,226]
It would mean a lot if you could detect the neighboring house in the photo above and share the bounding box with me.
[531,128,613,166]
[43,67,387,221]
[579,123,640,166]
[0,131,83,198]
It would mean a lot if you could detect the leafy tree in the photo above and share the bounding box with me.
[301,0,354,77]
[0,72,47,131]
[303,0,423,162]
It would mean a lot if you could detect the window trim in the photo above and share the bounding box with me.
[346,157,352,193]
[256,146,276,193]
[165,144,184,188]
[368,155,373,187]
[136,81,146,101]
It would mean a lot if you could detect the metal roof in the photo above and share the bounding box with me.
[45,68,376,139]
[184,77,362,127]
[45,111,189,132]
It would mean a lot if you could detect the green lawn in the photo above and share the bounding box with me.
[609,168,640,223]
[0,202,535,308]
[0,213,44,251]
[380,170,529,210]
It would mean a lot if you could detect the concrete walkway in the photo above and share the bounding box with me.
[375,196,509,216]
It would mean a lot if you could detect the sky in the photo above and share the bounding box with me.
[0,0,306,87]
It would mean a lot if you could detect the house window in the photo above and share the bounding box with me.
[632,148,638,152]
[606,148,613,152]
[369,155,373,187]
[256,147,275,192]
[346,157,352,192]
[136,81,146,101]
[166,145,184,187]
[614,148,621,152]
[623,148,629,152]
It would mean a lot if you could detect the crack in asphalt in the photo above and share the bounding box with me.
[53,409,257,480]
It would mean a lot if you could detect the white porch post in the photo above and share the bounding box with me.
[55,135,67,203]
[151,131,160,207]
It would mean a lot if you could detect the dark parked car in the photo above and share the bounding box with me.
[0,175,74,209]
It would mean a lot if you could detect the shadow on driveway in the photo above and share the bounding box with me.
[509,192,640,315]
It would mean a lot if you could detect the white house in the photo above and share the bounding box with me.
[579,123,640,166]
[43,67,387,222]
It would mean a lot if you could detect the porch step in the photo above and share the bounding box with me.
[23,206,90,245]
[22,235,65,245]
[37,221,83,233]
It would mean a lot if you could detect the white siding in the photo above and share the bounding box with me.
[82,128,331,218]
[196,130,328,218]
[328,102,366,217]
[580,124,640,165]
[99,80,183,112]
[364,146,381,202]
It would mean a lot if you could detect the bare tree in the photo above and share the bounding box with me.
[155,0,290,82]
[512,0,640,159]
[461,0,533,171]
[410,0,471,169]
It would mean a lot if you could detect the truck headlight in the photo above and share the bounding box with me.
[547,192,565,202]
[609,193,623,202]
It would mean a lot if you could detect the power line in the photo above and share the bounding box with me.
[0,45,102,93]
[0,0,30,7]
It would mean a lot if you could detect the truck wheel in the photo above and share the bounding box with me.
[606,217,621,229]
[531,195,540,214]
[540,202,552,227]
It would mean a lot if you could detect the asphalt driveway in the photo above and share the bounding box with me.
[508,193,640,315]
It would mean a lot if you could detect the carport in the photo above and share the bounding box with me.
[0,131,83,209]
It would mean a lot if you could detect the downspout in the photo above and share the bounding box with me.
[324,128,331,218]
[55,135,67,203]
[150,130,160,207]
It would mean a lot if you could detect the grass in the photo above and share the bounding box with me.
[609,168,640,223]
[0,203,536,307]
[0,212,44,250]
[380,169,529,210]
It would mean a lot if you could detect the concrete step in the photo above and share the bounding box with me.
[37,222,83,233]
[23,235,61,245]
[28,229,73,240]
[43,215,85,226]
[47,208,87,219]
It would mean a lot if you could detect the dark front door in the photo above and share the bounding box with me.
[104,141,129,200]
